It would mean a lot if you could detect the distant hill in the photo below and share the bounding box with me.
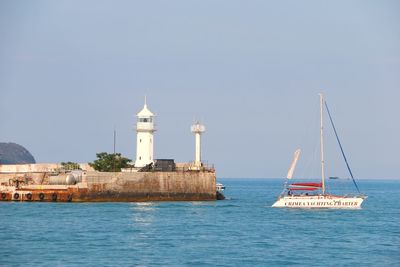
[0,142,36,164]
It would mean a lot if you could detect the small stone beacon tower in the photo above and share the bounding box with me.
[135,98,156,168]
[191,121,205,168]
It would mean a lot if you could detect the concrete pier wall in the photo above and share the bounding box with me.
[80,171,216,201]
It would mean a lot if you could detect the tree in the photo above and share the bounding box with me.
[61,161,81,170]
[89,152,132,172]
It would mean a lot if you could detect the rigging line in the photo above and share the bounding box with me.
[324,101,361,194]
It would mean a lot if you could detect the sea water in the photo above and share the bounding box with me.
[0,179,399,266]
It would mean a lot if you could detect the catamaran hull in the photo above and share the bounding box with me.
[272,195,365,209]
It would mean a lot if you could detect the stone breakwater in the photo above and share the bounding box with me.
[0,167,217,202]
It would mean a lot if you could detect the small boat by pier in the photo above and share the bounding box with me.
[216,183,225,192]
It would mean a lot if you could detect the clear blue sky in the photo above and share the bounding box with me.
[1,0,399,178]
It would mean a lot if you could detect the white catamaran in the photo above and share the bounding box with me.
[272,94,367,209]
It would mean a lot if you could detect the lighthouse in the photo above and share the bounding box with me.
[191,121,205,168]
[135,99,156,168]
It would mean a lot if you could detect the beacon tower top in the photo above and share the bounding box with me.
[136,97,154,118]
[135,98,155,168]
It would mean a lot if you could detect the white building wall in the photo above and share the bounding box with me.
[0,163,94,173]
[135,131,154,167]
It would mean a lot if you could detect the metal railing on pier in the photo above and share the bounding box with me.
[175,161,215,172]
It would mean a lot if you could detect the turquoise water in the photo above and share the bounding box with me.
[0,179,399,266]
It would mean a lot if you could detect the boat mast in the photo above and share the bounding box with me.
[319,93,326,194]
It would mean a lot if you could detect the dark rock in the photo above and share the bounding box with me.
[216,191,225,200]
[0,142,36,164]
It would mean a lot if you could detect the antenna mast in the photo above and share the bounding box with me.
[319,93,326,194]
[113,128,116,172]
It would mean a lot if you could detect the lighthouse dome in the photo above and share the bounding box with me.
[137,103,154,117]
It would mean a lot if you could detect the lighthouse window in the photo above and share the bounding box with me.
[139,156,141,160]
[139,118,152,123]
[140,139,142,143]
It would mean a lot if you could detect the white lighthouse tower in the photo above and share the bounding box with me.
[135,98,156,168]
[191,121,205,168]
